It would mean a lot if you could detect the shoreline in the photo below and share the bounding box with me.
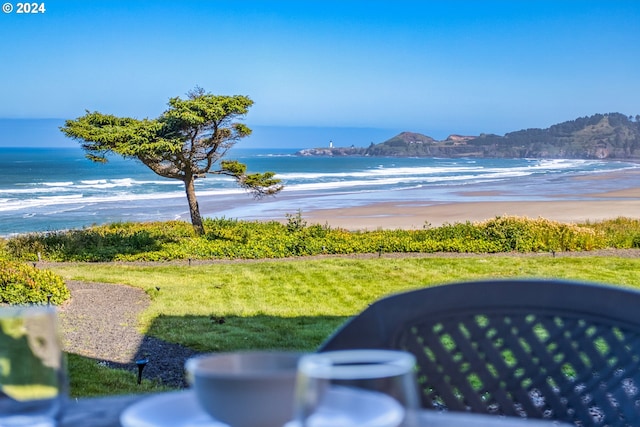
[202,168,640,231]
[302,183,640,230]
[4,197,638,237]
[303,199,640,230]
[2,166,639,237]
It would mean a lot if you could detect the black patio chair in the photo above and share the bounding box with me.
[319,279,640,427]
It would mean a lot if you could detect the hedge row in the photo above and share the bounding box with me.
[2,215,639,262]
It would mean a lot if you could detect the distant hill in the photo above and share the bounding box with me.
[296,113,640,159]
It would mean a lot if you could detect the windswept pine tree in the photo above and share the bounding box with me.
[61,87,283,235]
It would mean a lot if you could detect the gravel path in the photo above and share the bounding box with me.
[58,281,199,388]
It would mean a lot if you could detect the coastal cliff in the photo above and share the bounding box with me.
[296,113,640,159]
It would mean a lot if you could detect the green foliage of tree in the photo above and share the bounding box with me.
[60,87,283,235]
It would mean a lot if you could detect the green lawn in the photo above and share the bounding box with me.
[49,254,640,396]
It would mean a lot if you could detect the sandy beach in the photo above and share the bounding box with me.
[305,198,640,230]
[303,171,640,230]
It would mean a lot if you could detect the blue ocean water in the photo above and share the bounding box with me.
[1,147,638,236]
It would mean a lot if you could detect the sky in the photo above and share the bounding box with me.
[1,0,639,147]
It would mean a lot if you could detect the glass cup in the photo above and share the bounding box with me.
[0,306,66,427]
[290,349,420,427]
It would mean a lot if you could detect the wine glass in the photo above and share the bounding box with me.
[289,349,420,427]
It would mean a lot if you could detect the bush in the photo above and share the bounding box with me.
[0,261,70,305]
[583,217,640,248]
[2,215,639,262]
[3,221,194,262]
[477,216,606,252]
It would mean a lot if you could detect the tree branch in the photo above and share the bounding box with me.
[216,160,283,198]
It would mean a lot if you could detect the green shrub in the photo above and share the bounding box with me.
[477,216,606,252]
[0,261,70,305]
[583,217,640,248]
[4,221,195,262]
[0,239,10,260]
[2,215,639,262]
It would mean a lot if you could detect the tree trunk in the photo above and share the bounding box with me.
[184,177,205,235]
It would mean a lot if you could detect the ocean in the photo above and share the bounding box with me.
[1,147,639,236]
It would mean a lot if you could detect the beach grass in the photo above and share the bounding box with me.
[49,254,640,396]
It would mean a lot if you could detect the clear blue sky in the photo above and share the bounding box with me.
[1,0,639,145]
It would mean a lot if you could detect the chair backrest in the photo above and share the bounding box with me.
[319,279,640,427]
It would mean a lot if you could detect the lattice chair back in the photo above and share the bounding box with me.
[319,279,640,427]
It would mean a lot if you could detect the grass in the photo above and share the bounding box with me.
[66,354,171,397]
[3,214,639,396]
[48,254,640,396]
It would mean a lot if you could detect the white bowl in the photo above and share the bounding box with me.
[185,351,303,427]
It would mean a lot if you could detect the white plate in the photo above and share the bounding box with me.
[120,390,228,427]
[284,386,405,427]
[119,388,563,427]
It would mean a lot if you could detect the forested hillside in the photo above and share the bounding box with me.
[298,113,640,159]
[468,113,640,159]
